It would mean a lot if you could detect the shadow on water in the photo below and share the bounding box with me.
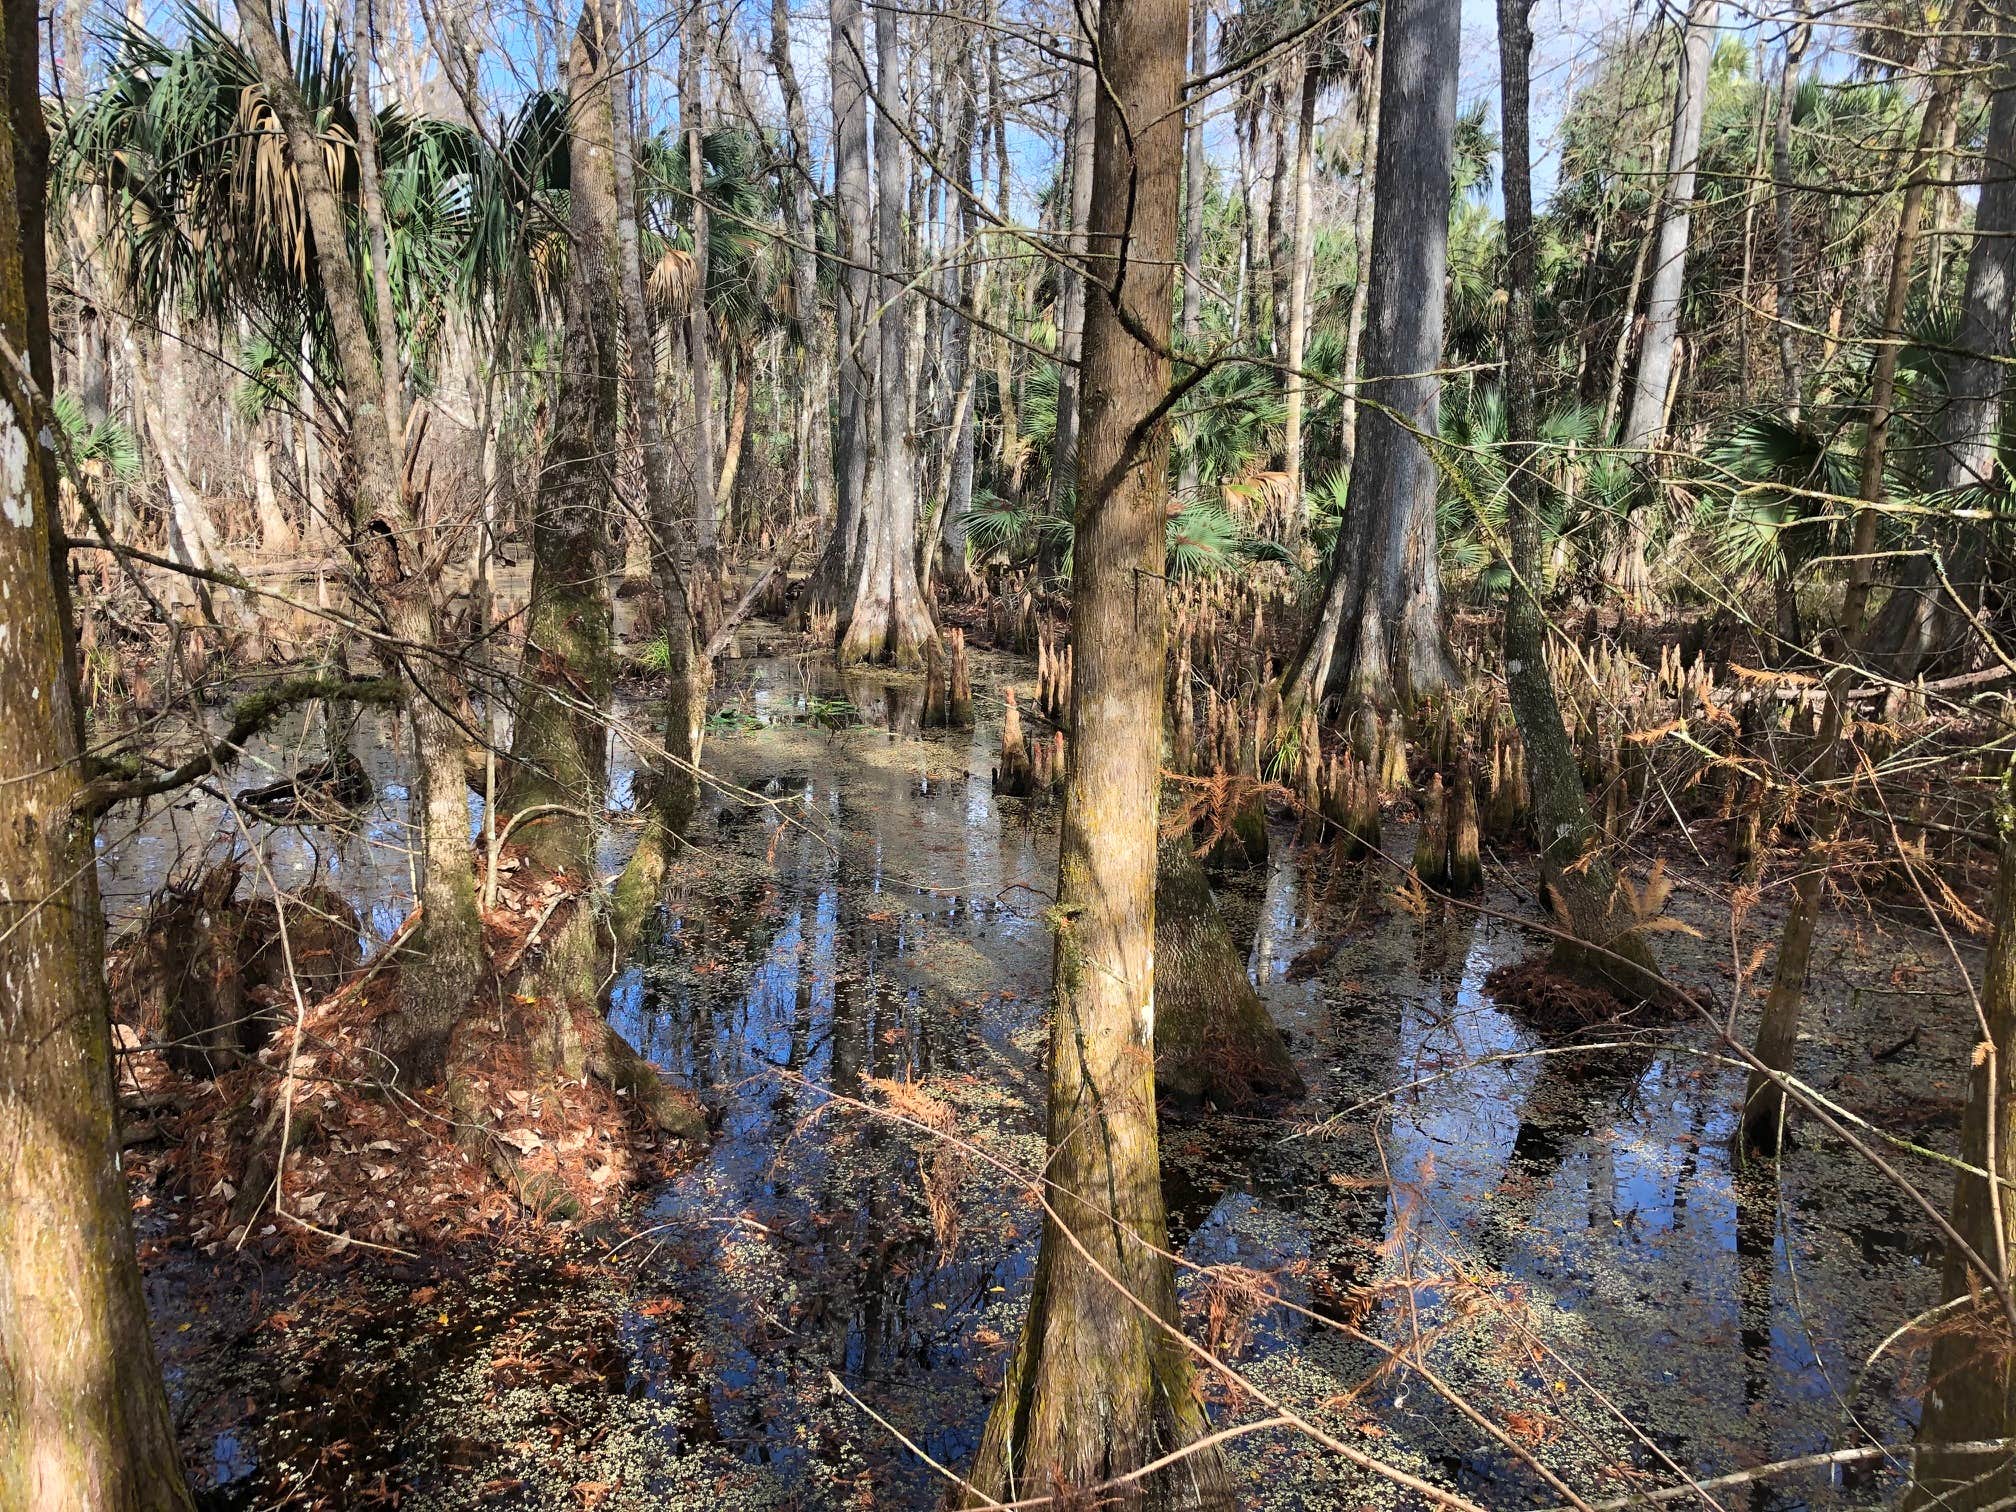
[128,652,1948,1509]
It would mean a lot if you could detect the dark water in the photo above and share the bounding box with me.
[124,652,1960,1510]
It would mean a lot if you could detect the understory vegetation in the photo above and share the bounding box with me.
[3,0,2016,1505]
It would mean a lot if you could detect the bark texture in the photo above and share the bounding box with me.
[805,0,875,620]
[1868,22,2016,682]
[0,2,194,1492]
[838,0,939,666]
[1285,0,1457,714]
[1609,0,1714,605]
[1497,0,1664,1000]
[962,0,1231,1496]
[237,0,485,1082]
[1908,763,2016,1509]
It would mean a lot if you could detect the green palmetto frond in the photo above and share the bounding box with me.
[1699,412,1854,579]
[54,390,142,480]
[58,3,554,354]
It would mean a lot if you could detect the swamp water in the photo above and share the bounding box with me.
[109,652,1964,1510]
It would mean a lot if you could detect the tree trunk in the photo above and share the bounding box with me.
[238,0,484,1081]
[1283,0,1458,715]
[1610,0,1715,607]
[502,0,619,879]
[604,0,707,903]
[1868,21,2016,682]
[1908,761,2016,1510]
[805,0,876,623]
[1050,31,1097,530]
[0,3,195,1489]
[1282,55,1318,523]
[963,0,1231,1492]
[929,50,981,596]
[681,17,721,616]
[769,0,837,549]
[715,341,753,515]
[1497,0,1664,1001]
[1771,14,1809,418]
[1177,0,1207,505]
[349,0,406,448]
[838,0,939,667]
[1266,78,1291,356]
[1743,5,1973,1156]
[1333,31,1380,483]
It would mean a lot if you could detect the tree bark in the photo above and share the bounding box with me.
[1868,20,2016,682]
[838,0,939,666]
[681,16,721,614]
[1771,14,1809,419]
[769,0,838,548]
[238,0,484,1081]
[1610,0,1715,606]
[1743,4,1973,1156]
[607,0,706,865]
[1282,54,1318,523]
[349,0,405,449]
[1177,0,1207,506]
[1283,0,1458,715]
[1333,29,1380,483]
[963,0,1231,1493]
[805,0,876,622]
[0,0,194,1490]
[1908,761,2016,1510]
[502,0,620,879]
[1050,30,1098,530]
[1497,0,1664,1001]
[931,48,982,595]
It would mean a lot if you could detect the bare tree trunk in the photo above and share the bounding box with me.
[1610,0,1715,607]
[239,0,484,1081]
[1598,211,1656,443]
[682,17,720,613]
[605,0,707,867]
[806,0,875,623]
[1050,31,1097,531]
[1736,41,1771,407]
[0,7,194,1492]
[931,44,982,595]
[963,0,1231,1492]
[1334,29,1380,483]
[1497,0,1664,1001]
[769,0,837,543]
[1266,77,1291,356]
[1177,0,1207,505]
[1282,55,1318,525]
[715,341,753,514]
[1771,15,1809,419]
[1283,0,1458,715]
[1743,5,1972,1156]
[1909,761,2016,1510]
[349,0,405,447]
[1869,20,2016,681]
[838,0,939,665]
[251,425,296,552]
